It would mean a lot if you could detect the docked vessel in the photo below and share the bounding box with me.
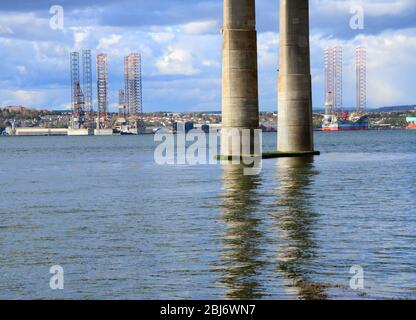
[322,113,369,131]
[321,100,369,131]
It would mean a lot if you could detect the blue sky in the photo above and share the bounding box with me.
[0,0,415,112]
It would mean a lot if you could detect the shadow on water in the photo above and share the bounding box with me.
[273,157,328,300]
[217,164,265,299]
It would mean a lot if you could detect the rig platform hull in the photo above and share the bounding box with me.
[322,122,369,131]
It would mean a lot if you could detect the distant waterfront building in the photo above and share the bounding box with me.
[5,106,26,113]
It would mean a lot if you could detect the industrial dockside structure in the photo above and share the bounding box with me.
[69,50,144,136]
[124,53,144,134]
[322,45,369,131]
[95,53,112,135]
[69,51,90,135]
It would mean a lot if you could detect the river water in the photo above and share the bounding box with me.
[0,131,415,299]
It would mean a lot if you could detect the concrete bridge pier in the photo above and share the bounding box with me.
[221,0,260,156]
[278,0,315,152]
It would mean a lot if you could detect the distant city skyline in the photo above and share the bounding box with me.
[0,0,416,112]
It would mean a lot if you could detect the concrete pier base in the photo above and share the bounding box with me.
[219,0,318,161]
[262,150,320,159]
[277,0,315,153]
[221,0,260,156]
[216,150,320,161]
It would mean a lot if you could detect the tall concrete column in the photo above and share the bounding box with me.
[278,0,314,152]
[221,0,259,156]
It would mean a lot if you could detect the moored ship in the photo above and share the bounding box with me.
[322,113,369,131]
[321,100,369,131]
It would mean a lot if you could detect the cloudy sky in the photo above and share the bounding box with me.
[0,0,415,112]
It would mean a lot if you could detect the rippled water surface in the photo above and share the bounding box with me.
[0,131,415,299]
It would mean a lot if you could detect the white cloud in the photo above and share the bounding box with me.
[97,34,122,51]
[1,90,46,106]
[181,20,218,34]
[312,0,416,17]
[0,25,13,35]
[202,60,220,68]
[156,46,200,76]
[72,28,88,51]
[16,65,26,75]
[149,32,175,43]
[258,32,279,69]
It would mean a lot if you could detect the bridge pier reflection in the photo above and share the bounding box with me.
[216,159,327,299]
[273,157,327,299]
[218,164,264,299]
